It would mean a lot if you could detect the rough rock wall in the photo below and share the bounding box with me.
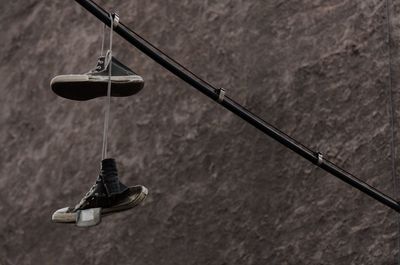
[1,0,400,264]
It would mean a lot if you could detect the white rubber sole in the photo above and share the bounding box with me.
[50,74,144,85]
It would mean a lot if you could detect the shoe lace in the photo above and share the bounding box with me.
[95,59,103,71]
[74,178,102,210]
[101,13,115,161]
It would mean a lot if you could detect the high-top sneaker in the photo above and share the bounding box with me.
[50,55,144,101]
[52,158,148,223]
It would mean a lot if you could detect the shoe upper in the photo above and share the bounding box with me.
[71,158,129,212]
[87,55,140,77]
[72,179,130,212]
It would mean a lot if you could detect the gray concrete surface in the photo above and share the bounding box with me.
[1,0,400,264]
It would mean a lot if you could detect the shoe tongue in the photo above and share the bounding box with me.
[100,158,126,195]
[101,158,117,177]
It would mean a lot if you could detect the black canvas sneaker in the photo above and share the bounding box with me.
[50,56,144,101]
[52,159,148,223]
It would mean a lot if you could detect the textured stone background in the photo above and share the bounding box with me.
[1,0,400,264]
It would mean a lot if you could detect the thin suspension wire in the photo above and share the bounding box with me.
[385,0,399,264]
[100,24,106,56]
[101,13,114,160]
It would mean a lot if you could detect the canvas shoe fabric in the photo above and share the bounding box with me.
[52,158,148,223]
[52,185,148,223]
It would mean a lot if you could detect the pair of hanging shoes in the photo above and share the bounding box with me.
[51,55,144,101]
[51,22,146,226]
[52,158,148,227]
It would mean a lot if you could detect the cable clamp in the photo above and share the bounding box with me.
[316,152,323,165]
[112,13,120,29]
[216,87,226,103]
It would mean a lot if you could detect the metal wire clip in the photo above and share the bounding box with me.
[216,87,226,103]
[112,12,119,29]
[316,152,323,165]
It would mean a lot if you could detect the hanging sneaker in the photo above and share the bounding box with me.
[50,55,144,101]
[52,158,148,224]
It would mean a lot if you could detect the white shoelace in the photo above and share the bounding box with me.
[101,14,115,160]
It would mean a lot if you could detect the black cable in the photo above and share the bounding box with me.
[74,0,400,213]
